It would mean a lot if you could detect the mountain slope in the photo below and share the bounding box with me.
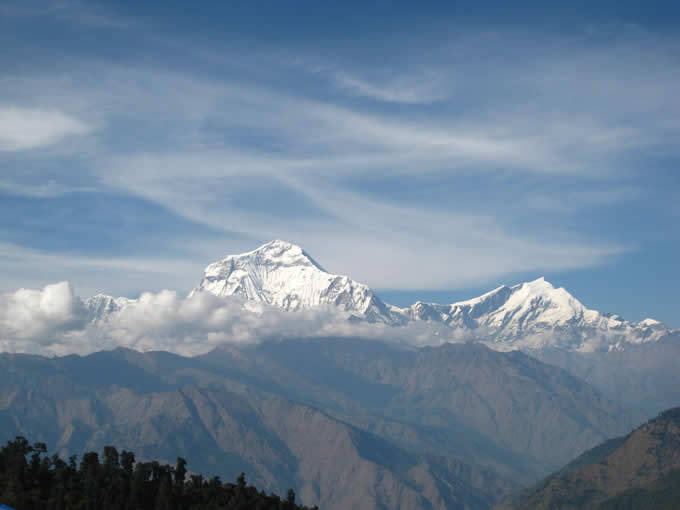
[536,332,680,420]
[0,348,510,510]
[203,338,632,474]
[495,407,680,510]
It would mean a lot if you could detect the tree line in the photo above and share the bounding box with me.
[0,436,318,510]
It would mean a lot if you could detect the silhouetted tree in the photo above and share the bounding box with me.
[287,488,297,509]
[0,436,317,510]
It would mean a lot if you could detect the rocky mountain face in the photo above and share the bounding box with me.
[0,340,632,509]
[495,407,680,510]
[89,240,673,354]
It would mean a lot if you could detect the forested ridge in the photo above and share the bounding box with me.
[0,437,317,510]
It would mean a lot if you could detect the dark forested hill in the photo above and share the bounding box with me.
[495,407,680,510]
[0,436,314,510]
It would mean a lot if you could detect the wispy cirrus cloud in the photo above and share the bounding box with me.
[0,0,136,30]
[0,241,205,299]
[332,70,449,104]
[0,15,677,311]
[0,106,92,151]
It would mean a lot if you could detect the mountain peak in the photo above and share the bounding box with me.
[192,240,397,322]
[523,276,552,288]
[84,293,134,321]
[250,239,302,255]
[221,240,326,272]
[639,318,664,328]
[84,240,671,353]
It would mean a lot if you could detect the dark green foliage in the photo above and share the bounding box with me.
[0,437,317,510]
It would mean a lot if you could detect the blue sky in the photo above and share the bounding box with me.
[0,0,678,326]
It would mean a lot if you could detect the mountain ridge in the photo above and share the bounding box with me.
[0,345,534,510]
[0,340,633,508]
[494,407,680,510]
[86,240,674,353]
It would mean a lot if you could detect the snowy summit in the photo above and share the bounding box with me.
[191,240,399,323]
[398,277,670,351]
[89,240,673,353]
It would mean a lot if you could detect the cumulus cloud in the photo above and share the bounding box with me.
[0,282,87,343]
[0,106,91,151]
[0,283,473,357]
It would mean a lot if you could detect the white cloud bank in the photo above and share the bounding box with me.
[0,282,468,357]
[0,282,87,343]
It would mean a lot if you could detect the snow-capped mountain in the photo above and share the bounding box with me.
[85,294,134,321]
[396,277,670,352]
[85,240,673,352]
[190,240,402,324]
